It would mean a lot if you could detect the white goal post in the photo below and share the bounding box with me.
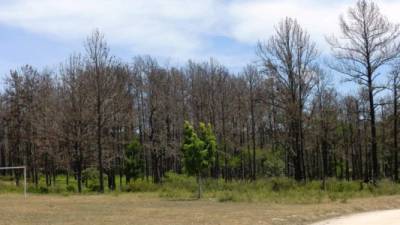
[0,166,26,198]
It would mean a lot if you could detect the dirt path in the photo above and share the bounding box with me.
[311,209,400,225]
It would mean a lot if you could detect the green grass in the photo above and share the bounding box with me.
[1,172,400,203]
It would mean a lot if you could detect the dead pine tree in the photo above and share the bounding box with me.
[85,29,115,192]
[257,17,318,182]
[389,64,400,181]
[327,0,400,183]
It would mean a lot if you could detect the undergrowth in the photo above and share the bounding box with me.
[1,172,400,204]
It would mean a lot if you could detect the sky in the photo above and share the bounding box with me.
[0,0,400,92]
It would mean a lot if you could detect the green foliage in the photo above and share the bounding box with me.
[159,172,197,199]
[155,174,400,203]
[181,121,216,176]
[181,121,217,198]
[270,177,297,192]
[198,122,217,169]
[0,175,14,182]
[228,155,241,169]
[0,180,21,193]
[124,137,144,182]
[235,147,285,177]
[217,191,237,202]
[3,172,400,204]
[124,179,159,192]
[87,183,101,192]
[66,184,76,193]
[259,148,285,177]
[163,171,197,191]
[82,167,99,182]
[38,186,49,194]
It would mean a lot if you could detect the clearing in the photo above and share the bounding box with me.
[1,194,400,225]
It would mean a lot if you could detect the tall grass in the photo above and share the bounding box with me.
[158,173,400,203]
[1,172,400,203]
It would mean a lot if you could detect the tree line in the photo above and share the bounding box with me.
[1,0,400,192]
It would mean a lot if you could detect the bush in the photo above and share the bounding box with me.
[87,183,101,192]
[82,168,99,183]
[66,185,76,193]
[0,176,14,182]
[50,186,65,194]
[217,191,236,202]
[124,179,159,192]
[163,172,197,192]
[270,177,297,192]
[159,188,193,200]
[324,179,359,193]
[3,170,400,203]
[0,181,20,192]
[38,186,49,194]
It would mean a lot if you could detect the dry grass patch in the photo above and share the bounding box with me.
[1,194,400,225]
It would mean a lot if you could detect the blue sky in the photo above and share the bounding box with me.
[0,0,399,92]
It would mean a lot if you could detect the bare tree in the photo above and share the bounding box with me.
[257,17,318,181]
[389,64,400,181]
[59,54,91,192]
[85,29,115,192]
[243,65,262,180]
[327,0,400,182]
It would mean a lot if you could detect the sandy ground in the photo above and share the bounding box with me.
[311,209,400,225]
[0,194,400,225]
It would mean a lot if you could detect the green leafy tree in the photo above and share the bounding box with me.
[198,122,217,168]
[182,121,216,198]
[125,138,144,183]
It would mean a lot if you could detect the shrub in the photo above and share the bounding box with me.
[0,176,14,182]
[0,181,20,192]
[217,191,237,202]
[325,179,359,193]
[82,168,99,183]
[38,186,49,194]
[87,183,101,192]
[124,179,159,192]
[163,172,197,192]
[50,186,65,194]
[270,177,297,192]
[66,185,76,193]
[159,188,193,200]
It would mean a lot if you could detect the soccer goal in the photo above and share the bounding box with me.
[0,166,27,198]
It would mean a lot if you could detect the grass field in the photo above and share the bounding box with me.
[3,173,400,224]
[1,193,400,225]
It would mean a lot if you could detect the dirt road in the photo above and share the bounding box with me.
[311,209,400,225]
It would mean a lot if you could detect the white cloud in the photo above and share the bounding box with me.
[0,0,400,68]
[228,0,346,48]
[0,0,226,59]
[228,0,400,50]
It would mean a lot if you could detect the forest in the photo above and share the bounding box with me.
[1,0,400,195]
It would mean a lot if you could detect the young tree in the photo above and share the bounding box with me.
[181,121,216,198]
[327,0,400,182]
[124,138,144,183]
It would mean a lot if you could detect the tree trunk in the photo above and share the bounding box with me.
[394,79,398,181]
[197,173,202,199]
[250,96,256,181]
[368,76,379,183]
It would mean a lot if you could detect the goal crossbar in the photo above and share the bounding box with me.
[0,166,27,198]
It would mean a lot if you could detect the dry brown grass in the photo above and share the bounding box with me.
[1,193,400,225]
